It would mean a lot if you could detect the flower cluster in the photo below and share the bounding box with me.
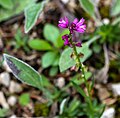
[58,17,86,47]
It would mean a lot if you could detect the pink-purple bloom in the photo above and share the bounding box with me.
[62,35,70,46]
[58,17,86,47]
[58,17,69,28]
[70,18,86,33]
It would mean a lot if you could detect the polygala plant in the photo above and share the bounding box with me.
[3,16,105,117]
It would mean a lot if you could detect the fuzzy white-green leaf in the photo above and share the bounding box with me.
[3,54,42,89]
[25,2,45,33]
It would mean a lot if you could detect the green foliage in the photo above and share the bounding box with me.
[0,0,33,22]
[111,0,120,16]
[49,66,58,76]
[42,51,58,68]
[0,109,9,117]
[71,71,92,85]
[59,36,101,72]
[14,29,29,52]
[29,24,67,76]
[79,0,95,18]
[55,29,69,48]
[96,24,120,44]
[3,54,42,90]
[59,98,81,117]
[0,0,13,9]
[19,93,30,106]
[25,1,45,33]
[28,39,53,51]
[43,23,60,46]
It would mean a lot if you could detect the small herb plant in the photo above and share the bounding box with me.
[3,16,105,117]
[28,24,69,76]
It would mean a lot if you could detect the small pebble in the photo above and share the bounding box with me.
[8,96,17,106]
[9,81,23,93]
[0,91,9,109]
[101,107,115,118]
[55,77,65,89]
[9,115,17,118]
[61,0,69,4]
[111,83,120,96]
[0,72,10,87]
[102,18,110,25]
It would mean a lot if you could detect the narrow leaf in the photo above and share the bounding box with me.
[60,98,68,114]
[79,0,95,18]
[72,81,88,100]
[28,39,53,51]
[3,54,42,89]
[0,0,13,9]
[25,2,45,33]
[111,0,120,16]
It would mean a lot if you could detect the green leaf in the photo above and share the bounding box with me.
[59,43,92,72]
[60,98,68,114]
[59,36,100,72]
[19,93,30,106]
[28,39,53,51]
[3,54,42,89]
[72,81,89,100]
[42,51,58,68]
[0,0,13,9]
[0,109,9,117]
[111,0,120,16]
[25,2,45,33]
[55,29,69,48]
[79,0,95,18]
[68,98,80,113]
[0,0,33,22]
[49,66,58,76]
[52,54,60,66]
[71,72,92,85]
[43,24,60,45]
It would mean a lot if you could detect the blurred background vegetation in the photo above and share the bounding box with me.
[0,0,120,117]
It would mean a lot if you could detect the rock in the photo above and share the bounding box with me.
[9,115,17,118]
[98,87,110,100]
[9,81,23,93]
[7,96,17,106]
[0,91,9,109]
[55,77,65,89]
[61,0,69,4]
[101,107,115,118]
[102,18,110,25]
[111,83,120,96]
[0,72,10,87]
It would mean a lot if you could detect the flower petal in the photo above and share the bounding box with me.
[77,18,85,26]
[73,18,78,24]
[58,17,69,29]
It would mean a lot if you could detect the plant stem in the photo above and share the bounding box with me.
[69,35,94,117]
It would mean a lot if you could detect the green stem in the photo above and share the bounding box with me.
[69,34,94,117]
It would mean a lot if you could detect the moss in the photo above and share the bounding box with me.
[99,6,110,18]
[34,103,49,117]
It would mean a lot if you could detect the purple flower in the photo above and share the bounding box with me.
[70,18,86,33]
[58,17,86,48]
[75,42,82,47]
[58,17,69,28]
[62,35,70,46]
